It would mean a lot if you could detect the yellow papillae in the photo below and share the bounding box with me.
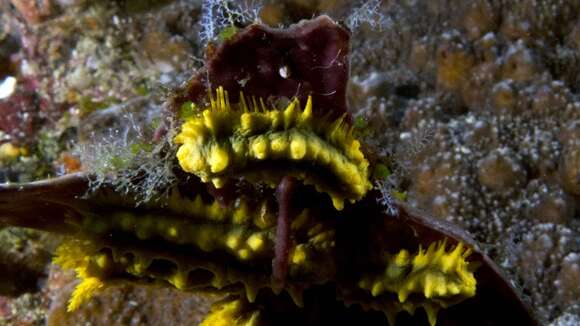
[246,233,265,251]
[209,144,230,173]
[290,245,307,265]
[96,210,273,261]
[168,271,188,290]
[290,134,307,160]
[285,213,337,279]
[53,186,338,313]
[78,201,335,273]
[55,237,270,306]
[358,241,477,326]
[59,187,337,302]
[200,298,261,326]
[53,240,105,312]
[174,86,371,210]
[68,277,104,312]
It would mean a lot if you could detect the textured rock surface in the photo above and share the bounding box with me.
[346,1,579,323]
[46,266,213,326]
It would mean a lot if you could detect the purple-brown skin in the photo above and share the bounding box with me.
[208,16,350,121]
[0,173,91,233]
[168,16,350,122]
[273,176,296,284]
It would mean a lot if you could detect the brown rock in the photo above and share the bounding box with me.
[554,253,580,307]
[491,80,519,114]
[560,147,580,195]
[530,192,575,224]
[501,41,541,83]
[477,147,527,191]
[436,42,475,91]
[10,0,53,25]
[47,273,214,326]
[463,1,498,40]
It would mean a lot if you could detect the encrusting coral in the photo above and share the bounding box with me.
[0,15,537,326]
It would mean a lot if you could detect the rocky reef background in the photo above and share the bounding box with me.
[0,0,578,325]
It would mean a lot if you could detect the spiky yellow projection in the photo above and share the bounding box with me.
[51,187,338,311]
[200,297,262,326]
[54,232,475,326]
[53,240,105,312]
[358,241,477,326]
[175,87,371,210]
